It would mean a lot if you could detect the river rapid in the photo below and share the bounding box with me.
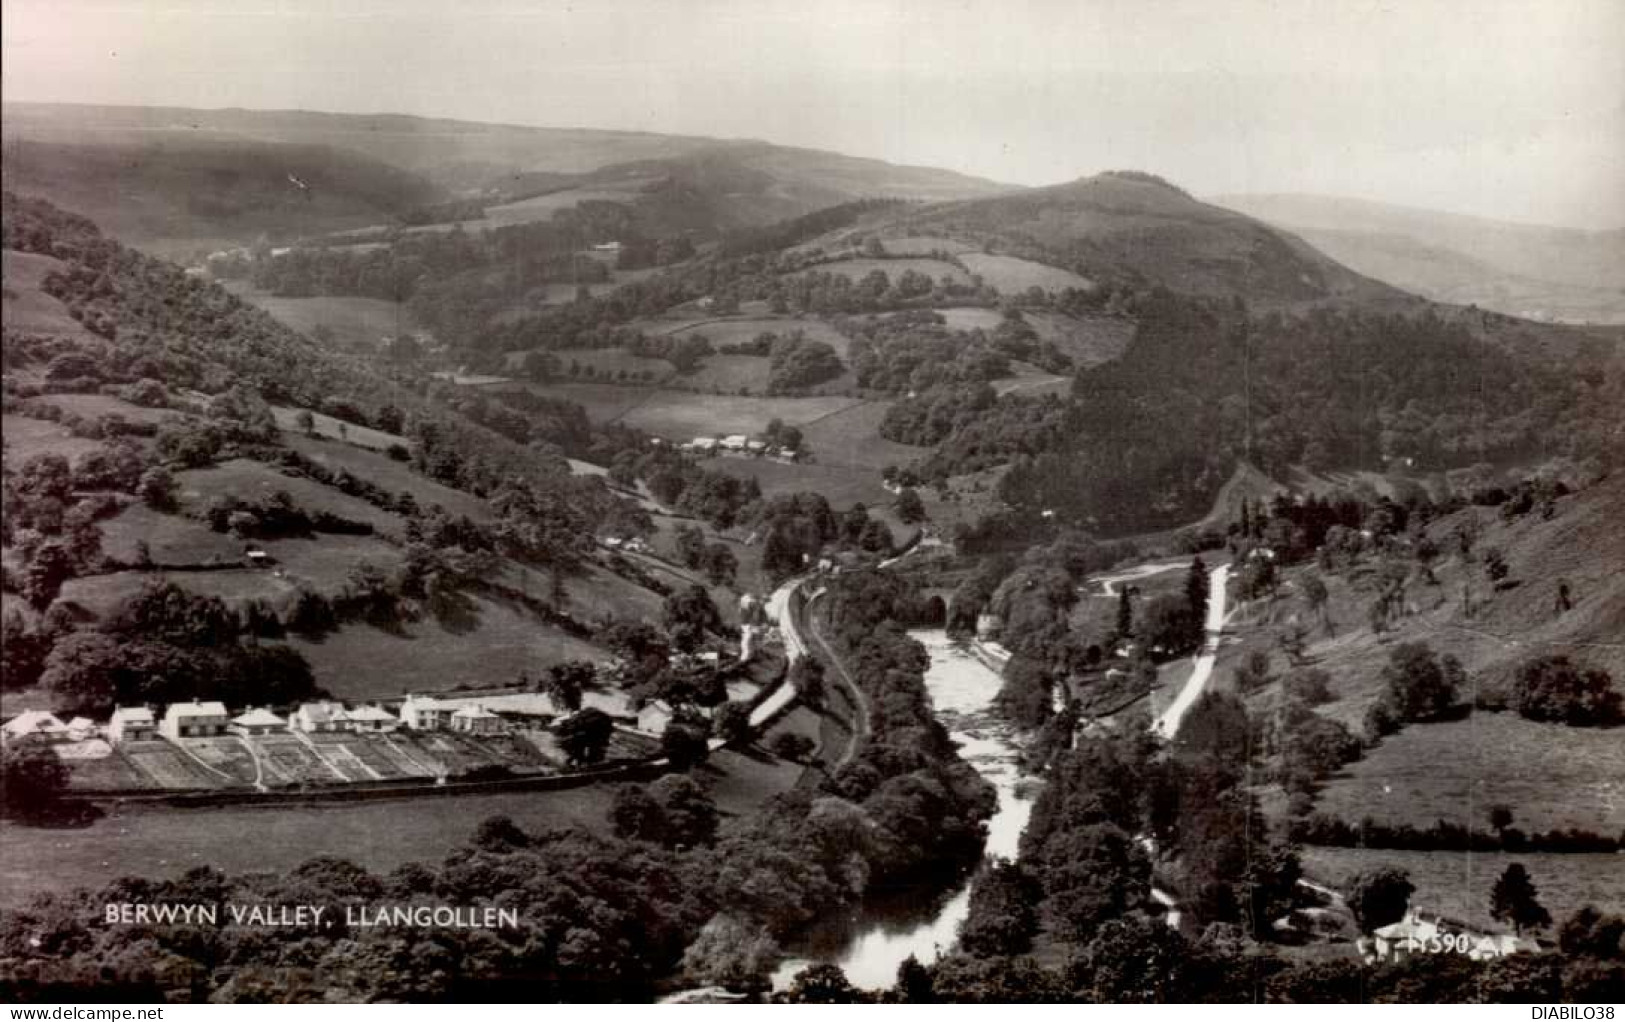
[771,629,1034,991]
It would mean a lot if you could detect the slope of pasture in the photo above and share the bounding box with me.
[1301,847,1624,935]
[799,399,926,472]
[641,315,855,357]
[282,433,493,521]
[534,347,675,384]
[32,392,177,427]
[286,592,603,700]
[874,236,978,256]
[936,307,1134,367]
[174,458,405,534]
[270,405,407,451]
[229,287,422,351]
[406,179,659,232]
[2,250,102,342]
[1312,712,1625,835]
[0,413,105,463]
[706,456,892,512]
[617,392,863,438]
[803,257,970,286]
[513,382,653,425]
[959,252,1093,292]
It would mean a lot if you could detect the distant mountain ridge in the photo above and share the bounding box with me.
[1213,193,1625,324]
[1,102,1012,256]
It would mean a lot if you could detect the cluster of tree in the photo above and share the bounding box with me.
[1363,642,1465,741]
[203,489,372,540]
[879,382,999,446]
[984,290,1625,536]
[1289,813,1623,854]
[842,310,1014,393]
[1510,654,1621,727]
[672,523,739,586]
[765,332,844,394]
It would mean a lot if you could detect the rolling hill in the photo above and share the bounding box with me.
[1,103,1011,254]
[843,171,1400,306]
[1213,193,1625,324]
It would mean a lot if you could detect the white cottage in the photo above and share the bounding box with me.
[230,708,288,736]
[399,695,453,731]
[450,705,504,735]
[346,705,398,733]
[2,710,69,744]
[107,706,157,744]
[291,701,353,733]
[160,700,230,739]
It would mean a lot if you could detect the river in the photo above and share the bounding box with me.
[771,629,1033,991]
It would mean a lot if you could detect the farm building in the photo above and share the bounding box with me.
[399,695,454,731]
[2,710,69,744]
[161,700,230,739]
[345,705,398,733]
[291,701,353,733]
[450,705,504,735]
[684,437,719,454]
[107,707,157,744]
[66,717,98,741]
[720,435,749,454]
[231,708,288,737]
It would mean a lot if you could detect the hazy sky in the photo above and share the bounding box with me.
[5,0,1622,228]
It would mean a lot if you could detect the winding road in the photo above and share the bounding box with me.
[1152,563,1233,738]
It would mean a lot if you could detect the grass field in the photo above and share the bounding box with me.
[229,287,420,350]
[283,433,493,521]
[935,307,1133,368]
[406,180,657,233]
[513,382,653,424]
[799,400,925,472]
[1300,847,1624,934]
[959,252,1094,292]
[807,257,971,286]
[707,456,893,511]
[1312,712,1625,835]
[288,592,603,700]
[618,392,863,438]
[0,414,107,463]
[2,250,102,341]
[34,392,177,426]
[271,406,407,451]
[175,458,405,534]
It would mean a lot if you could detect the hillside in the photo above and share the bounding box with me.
[0,135,446,260]
[0,193,729,723]
[1214,193,1625,324]
[846,171,1398,305]
[1,103,1011,252]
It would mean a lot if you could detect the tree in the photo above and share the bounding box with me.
[768,732,816,761]
[1490,863,1552,935]
[1345,865,1414,933]
[542,661,591,713]
[784,963,862,1004]
[0,743,69,820]
[1114,587,1134,640]
[1378,643,1461,723]
[555,707,614,765]
[1231,648,1274,693]
[138,467,177,511]
[471,814,530,851]
[894,954,935,1003]
[1185,556,1209,627]
[22,542,73,609]
[702,543,737,587]
[661,714,711,770]
[858,517,894,555]
[681,914,779,993]
[664,584,722,653]
[295,409,316,435]
[1512,655,1621,726]
[895,487,926,524]
[650,774,718,847]
[959,860,1042,956]
[1558,905,1625,959]
[790,657,826,709]
[1302,572,1330,627]
[713,701,752,745]
[609,784,666,843]
[1489,805,1514,835]
[674,524,706,568]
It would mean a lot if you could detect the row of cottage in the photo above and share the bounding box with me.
[677,435,799,461]
[2,695,508,747]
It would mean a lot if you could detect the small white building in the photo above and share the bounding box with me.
[66,717,98,741]
[161,700,230,739]
[720,435,749,454]
[450,704,504,735]
[107,706,157,745]
[399,695,453,731]
[346,705,398,733]
[2,710,69,744]
[687,437,719,455]
[291,702,353,733]
[231,708,288,737]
